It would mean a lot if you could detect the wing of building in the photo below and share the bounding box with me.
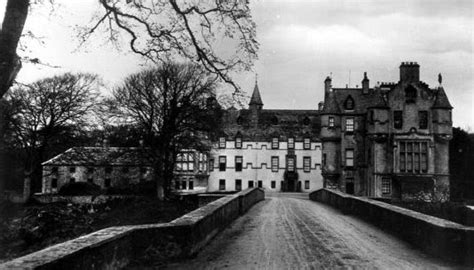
[207,81,323,193]
[321,62,453,202]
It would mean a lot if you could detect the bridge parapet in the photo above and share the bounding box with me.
[310,188,474,266]
[0,188,265,269]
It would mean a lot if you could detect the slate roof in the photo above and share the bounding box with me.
[222,108,321,141]
[249,82,263,106]
[42,147,154,166]
[325,88,389,114]
[432,87,453,109]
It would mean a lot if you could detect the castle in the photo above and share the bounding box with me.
[41,62,453,201]
[321,62,453,201]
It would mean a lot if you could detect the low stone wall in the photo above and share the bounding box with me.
[310,189,474,265]
[32,194,137,204]
[0,188,265,269]
[197,194,227,207]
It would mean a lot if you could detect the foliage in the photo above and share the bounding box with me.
[80,0,258,93]
[4,73,100,194]
[449,127,474,200]
[111,61,222,199]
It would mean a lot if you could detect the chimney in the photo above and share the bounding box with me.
[362,72,369,94]
[318,101,324,111]
[399,61,420,83]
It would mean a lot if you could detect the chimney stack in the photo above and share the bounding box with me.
[362,72,369,94]
[399,61,420,83]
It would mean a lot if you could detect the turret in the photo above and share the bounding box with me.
[249,79,263,128]
[399,62,420,84]
[431,76,453,137]
[362,72,369,94]
[324,76,332,96]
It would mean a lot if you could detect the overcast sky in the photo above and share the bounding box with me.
[3,0,473,130]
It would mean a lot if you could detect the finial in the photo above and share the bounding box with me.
[438,73,442,85]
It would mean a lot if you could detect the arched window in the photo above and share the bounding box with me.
[344,95,355,110]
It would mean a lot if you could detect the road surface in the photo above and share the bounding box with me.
[167,193,460,269]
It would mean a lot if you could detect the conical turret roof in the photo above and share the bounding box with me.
[249,81,263,106]
[322,90,341,114]
[432,87,452,109]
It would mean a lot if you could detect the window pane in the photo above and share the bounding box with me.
[394,111,403,129]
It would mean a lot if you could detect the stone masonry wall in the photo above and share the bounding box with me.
[0,188,265,269]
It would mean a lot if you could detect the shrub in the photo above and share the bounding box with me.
[58,182,102,196]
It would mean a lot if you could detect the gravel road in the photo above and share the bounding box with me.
[166,192,462,270]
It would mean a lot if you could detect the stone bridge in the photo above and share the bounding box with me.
[1,189,473,269]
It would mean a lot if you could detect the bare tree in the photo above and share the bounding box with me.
[6,73,99,196]
[81,0,258,93]
[112,62,221,199]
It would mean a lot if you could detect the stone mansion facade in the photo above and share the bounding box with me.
[41,62,453,201]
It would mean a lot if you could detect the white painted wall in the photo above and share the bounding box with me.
[208,140,323,192]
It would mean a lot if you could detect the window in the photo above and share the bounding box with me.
[181,180,187,190]
[235,136,242,149]
[394,111,403,129]
[303,138,311,150]
[405,85,417,103]
[189,180,194,190]
[271,181,276,189]
[235,156,243,172]
[272,137,279,149]
[219,156,226,171]
[303,117,311,126]
[235,179,242,191]
[399,141,428,173]
[287,157,295,172]
[105,167,112,174]
[328,117,335,127]
[345,149,354,167]
[382,178,391,194]
[176,153,195,172]
[288,137,295,149]
[52,167,58,173]
[271,156,279,172]
[209,159,214,171]
[303,157,311,172]
[219,137,226,148]
[175,180,180,190]
[69,167,76,173]
[105,178,111,187]
[419,111,428,129]
[52,178,58,188]
[258,181,263,188]
[344,95,355,110]
[345,118,354,132]
[305,180,310,189]
[248,181,254,188]
[198,153,207,172]
[322,154,327,166]
[219,179,226,190]
[70,177,75,183]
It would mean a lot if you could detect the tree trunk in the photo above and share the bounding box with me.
[0,0,29,98]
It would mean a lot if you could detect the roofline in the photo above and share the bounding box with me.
[41,148,74,166]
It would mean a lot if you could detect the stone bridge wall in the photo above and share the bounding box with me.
[0,188,265,269]
[310,188,474,265]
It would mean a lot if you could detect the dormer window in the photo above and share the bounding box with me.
[272,137,279,149]
[303,117,310,125]
[235,136,242,149]
[271,116,278,125]
[405,85,417,103]
[219,137,226,148]
[236,116,243,125]
[344,95,355,110]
